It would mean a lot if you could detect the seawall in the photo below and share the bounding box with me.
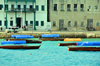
[0,31,100,38]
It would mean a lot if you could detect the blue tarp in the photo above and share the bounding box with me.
[11,35,30,38]
[15,36,34,39]
[42,34,59,38]
[1,41,26,44]
[76,42,100,46]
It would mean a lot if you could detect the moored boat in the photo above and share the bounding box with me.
[64,38,81,41]
[68,46,100,51]
[39,38,64,41]
[6,38,42,43]
[0,45,41,49]
[40,34,64,41]
[58,43,76,46]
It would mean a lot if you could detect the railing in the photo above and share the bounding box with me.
[5,8,35,12]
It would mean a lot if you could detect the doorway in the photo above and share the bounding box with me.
[59,19,64,30]
[87,19,93,28]
[17,18,21,28]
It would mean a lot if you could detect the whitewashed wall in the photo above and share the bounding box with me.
[0,0,51,31]
[36,0,50,31]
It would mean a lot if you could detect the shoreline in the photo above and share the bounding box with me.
[0,31,100,38]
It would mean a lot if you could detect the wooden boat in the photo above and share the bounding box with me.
[6,38,42,43]
[58,43,76,46]
[68,46,100,51]
[0,45,41,49]
[64,38,81,41]
[39,38,64,41]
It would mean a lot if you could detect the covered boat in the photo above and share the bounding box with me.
[6,38,42,43]
[0,45,41,49]
[40,34,64,41]
[11,35,31,38]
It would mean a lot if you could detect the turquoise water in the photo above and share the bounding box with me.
[0,38,100,66]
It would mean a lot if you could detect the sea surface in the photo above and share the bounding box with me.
[0,38,100,66]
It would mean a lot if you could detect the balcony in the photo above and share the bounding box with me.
[5,8,35,12]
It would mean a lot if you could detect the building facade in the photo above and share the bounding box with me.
[49,0,100,31]
[36,0,51,30]
[0,0,50,31]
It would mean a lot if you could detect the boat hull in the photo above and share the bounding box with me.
[39,38,64,41]
[0,45,41,49]
[68,46,100,51]
[6,39,42,43]
[58,43,76,46]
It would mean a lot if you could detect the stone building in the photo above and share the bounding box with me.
[49,0,100,31]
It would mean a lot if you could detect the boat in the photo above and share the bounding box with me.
[68,46,100,51]
[42,34,59,38]
[58,43,76,46]
[6,38,42,43]
[39,34,64,41]
[59,41,100,46]
[64,38,81,41]
[0,45,41,49]
[39,38,64,41]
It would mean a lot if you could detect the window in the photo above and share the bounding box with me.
[30,5,33,9]
[81,21,84,26]
[0,4,3,10]
[54,4,57,11]
[18,5,21,10]
[61,4,64,11]
[67,4,71,11]
[36,21,39,26]
[68,21,71,27]
[80,4,84,11]
[0,21,2,26]
[74,21,77,27]
[53,21,56,26]
[96,22,99,26]
[4,21,7,26]
[30,21,33,24]
[74,4,77,11]
[25,21,28,26]
[94,6,98,11]
[24,5,26,11]
[11,5,14,8]
[11,5,14,10]
[87,6,91,11]
[36,5,39,11]
[5,4,8,10]
[41,5,45,11]
[10,21,13,26]
[30,5,33,11]
[41,21,44,26]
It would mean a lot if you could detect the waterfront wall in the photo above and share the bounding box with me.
[0,32,100,38]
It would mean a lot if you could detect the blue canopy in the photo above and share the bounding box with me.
[1,41,26,44]
[42,34,59,38]
[76,41,100,46]
[11,35,31,38]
